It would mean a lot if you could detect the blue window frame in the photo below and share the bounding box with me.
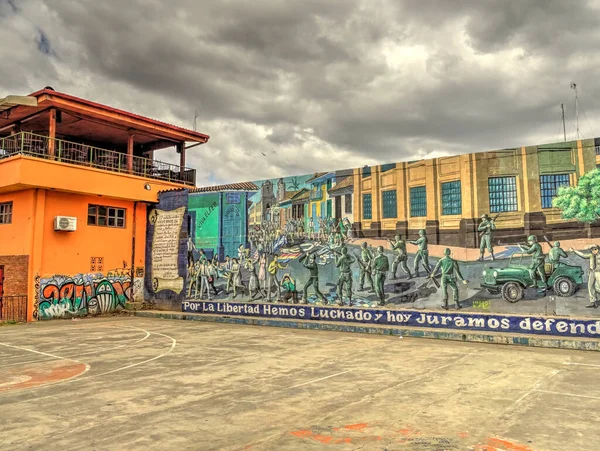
[362,166,371,178]
[540,174,570,209]
[441,181,462,215]
[410,186,427,217]
[363,194,372,219]
[226,193,240,204]
[381,163,396,173]
[488,176,518,213]
[382,190,397,218]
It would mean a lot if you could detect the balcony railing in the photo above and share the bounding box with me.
[0,132,196,186]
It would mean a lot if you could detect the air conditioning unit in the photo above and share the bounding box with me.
[54,216,77,232]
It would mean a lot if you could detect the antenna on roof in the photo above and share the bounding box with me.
[570,82,579,139]
[193,109,199,131]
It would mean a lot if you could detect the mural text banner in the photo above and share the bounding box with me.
[182,301,600,339]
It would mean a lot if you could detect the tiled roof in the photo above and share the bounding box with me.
[328,176,354,194]
[305,172,328,183]
[189,182,259,193]
[282,191,298,201]
[291,188,309,203]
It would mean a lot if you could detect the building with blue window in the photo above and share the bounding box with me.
[188,182,259,261]
[352,137,600,246]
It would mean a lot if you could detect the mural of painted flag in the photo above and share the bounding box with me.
[278,246,304,263]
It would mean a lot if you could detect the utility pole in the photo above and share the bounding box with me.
[570,82,579,139]
[561,103,566,142]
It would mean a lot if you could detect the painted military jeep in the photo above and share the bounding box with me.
[480,253,584,303]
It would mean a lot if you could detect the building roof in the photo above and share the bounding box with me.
[282,190,298,201]
[328,175,354,195]
[290,188,310,204]
[305,171,329,183]
[189,182,259,193]
[0,88,210,149]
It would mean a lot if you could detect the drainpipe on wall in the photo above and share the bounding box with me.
[131,201,137,282]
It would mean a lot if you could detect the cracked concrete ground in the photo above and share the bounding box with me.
[1,317,599,450]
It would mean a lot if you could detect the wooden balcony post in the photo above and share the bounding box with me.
[48,108,57,158]
[178,142,186,180]
[127,133,134,173]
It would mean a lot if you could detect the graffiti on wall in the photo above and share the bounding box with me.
[168,137,600,324]
[39,273,131,319]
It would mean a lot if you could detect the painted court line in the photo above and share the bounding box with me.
[534,389,600,401]
[288,370,352,389]
[513,369,562,405]
[562,362,600,368]
[0,343,80,363]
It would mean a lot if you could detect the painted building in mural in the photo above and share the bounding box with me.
[0,88,209,321]
[188,183,259,261]
[141,134,600,333]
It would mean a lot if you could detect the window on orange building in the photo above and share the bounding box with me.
[88,204,126,228]
[0,201,12,224]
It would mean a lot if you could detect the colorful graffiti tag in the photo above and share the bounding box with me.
[39,272,131,319]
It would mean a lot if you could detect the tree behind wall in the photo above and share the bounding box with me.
[553,169,600,238]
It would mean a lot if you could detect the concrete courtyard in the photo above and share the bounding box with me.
[1,316,599,450]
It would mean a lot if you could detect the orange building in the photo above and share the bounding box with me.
[0,88,209,321]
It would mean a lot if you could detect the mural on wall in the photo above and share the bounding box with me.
[155,137,600,327]
[149,206,186,294]
[39,272,132,319]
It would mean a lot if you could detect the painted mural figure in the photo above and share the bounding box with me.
[409,229,430,277]
[230,258,246,298]
[187,236,196,267]
[187,261,200,298]
[389,234,413,280]
[199,260,212,300]
[356,242,374,291]
[570,244,600,308]
[430,248,468,310]
[372,246,389,306]
[300,252,327,304]
[335,247,356,306]
[518,235,546,291]
[267,254,288,301]
[207,258,220,296]
[258,253,267,292]
[244,257,262,300]
[281,274,299,303]
[343,218,353,241]
[478,214,497,261]
[549,241,568,268]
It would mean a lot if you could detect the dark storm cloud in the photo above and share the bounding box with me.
[1,0,600,184]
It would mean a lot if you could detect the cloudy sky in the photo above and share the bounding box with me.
[1,0,599,186]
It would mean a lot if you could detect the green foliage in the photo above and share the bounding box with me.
[553,169,600,223]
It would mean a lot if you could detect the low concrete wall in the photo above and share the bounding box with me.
[134,310,600,352]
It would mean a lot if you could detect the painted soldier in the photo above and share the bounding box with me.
[267,254,288,301]
[518,235,546,291]
[430,248,468,310]
[478,214,497,261]
[408,229,430,277]
[372,246,389,306]
[335,247,355,306]
[357,242,374,291]
[389,234,413,280]
[570,244,600,308]
[549,241,568,268]
[300,252,327,304]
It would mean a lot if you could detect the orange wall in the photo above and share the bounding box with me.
[0,189,35,255]
[40,191,147,277]
[0,156,190,202]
